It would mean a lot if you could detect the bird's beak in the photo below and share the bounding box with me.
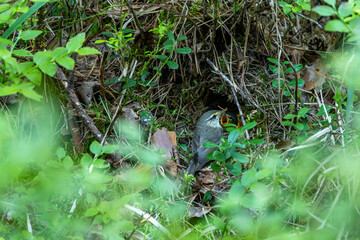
[221,113,229,126]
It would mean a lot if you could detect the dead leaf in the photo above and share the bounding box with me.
[151,128,173,158]
[167,131,177,146]
[151,128,178,176]
[304,61,329,91]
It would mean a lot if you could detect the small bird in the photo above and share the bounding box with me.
[186,110,224,175]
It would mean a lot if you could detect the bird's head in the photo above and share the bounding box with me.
[204,111,228,128]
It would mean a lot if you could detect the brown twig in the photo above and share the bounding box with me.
[126,0,145,40]
[211,0,218,48]
[272,41,299,116]
[55,66,122,166]
[206,58,250,140]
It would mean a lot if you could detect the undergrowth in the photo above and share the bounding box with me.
[1,0,360,239]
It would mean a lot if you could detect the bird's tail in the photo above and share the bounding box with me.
[186,153,199,175]
[186,162,197,176]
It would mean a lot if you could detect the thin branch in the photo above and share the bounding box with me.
[126,0,145,40]
[206,58,250,140]
[55,67,122,166]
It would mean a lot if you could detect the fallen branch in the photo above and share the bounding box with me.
[55,67,122,166]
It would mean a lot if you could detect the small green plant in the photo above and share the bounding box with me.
[95,14,134,57]
[313,0,360,41]
[183,171,196,193]
[203,122,264,181]
[279,0,311,17]
[282,107,310,131]
[0,31,101,100]
[146,29,191,82]
[267,58,304,97]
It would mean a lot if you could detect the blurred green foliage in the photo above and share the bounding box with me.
[1,98,360,239]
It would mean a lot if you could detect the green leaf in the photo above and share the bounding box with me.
[269,65,278,74]
[213,151,226,162]
[249,139,264,145]
[224,123,237,128]
[302,3,311,11]
[0,4,10,14]
[81,153,93,167]
[255,169,271,180]
[338,3,353,18]
[324,0,335,7]
[283,90,291,97]
[180,144,187,151]
[241,168,257,188]
[272,79,284,88]
[228,130,240,144]
[298,107,309,117]
[294,122,304,130]
[19,62,42,86]
[33,51,53,65]
[20,30,42,40]
[176,36,187,41]
[294,64,303,72]
[203,191,212,202]
[24,68,42,86]
[85,208,99,217]
[0,86,19,96]
[63,156,73,170]
[226,163,242,176]
[231,151,249,163]
[19,87,42,101]
[2,2,47,39]
[284,67,293,73]
[282,121,295,126]
[174,47,192,54]
[166,60,178,69]
[284,114,297,119]
[242,122,257,130]
[324,20,350,33]
[56,56,75,70]
[93,158,110,169]
[94,39,106,44]
[0,11,11,25]
[210,162,221,172]
[102,145,118,154]
[312,5,336,16]
[90,141,102,156]
[155,55,167,62]
[167,30,175,41]
[0,37,14,46]
[163,39,173,46]
[162,44,173,51]
[288,79,305,87]
[12,49,32,57]
[66,33,85,52]
[77,47,101,55]
[267,58,279,65]
[203,141,218,148]
[283,6,292,14]
[56,147,66,159]
[38,62,57,77]
[52,47,68,59]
